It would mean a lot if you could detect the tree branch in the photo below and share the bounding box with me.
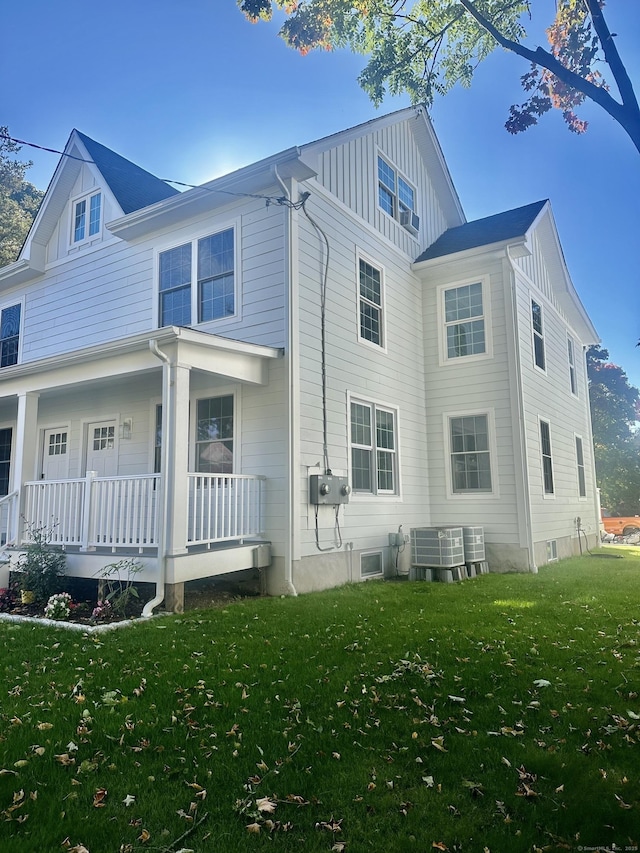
[456,0,630,126]
[583,0,639,114]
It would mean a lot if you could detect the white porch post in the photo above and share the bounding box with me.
[12,392,40,543]
[165,362,190,557]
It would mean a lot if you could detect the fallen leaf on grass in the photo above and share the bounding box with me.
[122,794,136,807]
[256,796,277,814]
[93,788,107,808]
[533,679,551,688]
[246,822,261,834]
[431,737,447,752]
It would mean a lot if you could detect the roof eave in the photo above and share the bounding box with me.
[412,237,530,271]
[108,148,316,241]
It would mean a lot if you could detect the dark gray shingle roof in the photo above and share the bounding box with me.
[75,131,180,214]
[416,199,547,262]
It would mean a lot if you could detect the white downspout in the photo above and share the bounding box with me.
[274,165,298,596]
[143,340,171,615]
[505,248,537,572]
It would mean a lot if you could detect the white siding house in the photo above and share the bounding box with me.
[0,107,600,609]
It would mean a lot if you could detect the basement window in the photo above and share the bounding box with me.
[546,540,558,562]
[361,551,384,578]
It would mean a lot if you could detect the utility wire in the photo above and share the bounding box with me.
[0,132,308,210]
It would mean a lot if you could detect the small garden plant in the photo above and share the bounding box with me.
[15,523,66,604]
[95,557,143,619]
[43,592,73,620]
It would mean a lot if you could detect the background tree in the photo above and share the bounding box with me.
[0,129,44,267]
[587,345,640,514]
[238,1,640,153]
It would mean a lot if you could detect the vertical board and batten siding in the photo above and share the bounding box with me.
[22,192,289,364]
[513,246,598,547]
[312,119,449,256]
[420,255,522,547]
[295,184,431,558]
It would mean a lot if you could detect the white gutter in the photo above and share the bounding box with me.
[274,165,298,597]
[143,340,171,616]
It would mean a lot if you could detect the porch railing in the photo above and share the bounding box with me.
[21,472,264,551]
[187,473,264,545]
[0,490,19,547]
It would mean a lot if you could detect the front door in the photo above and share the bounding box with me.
[85,421,118,477]
[42,428,69,480]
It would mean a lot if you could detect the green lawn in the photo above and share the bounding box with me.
[1,548,639,852]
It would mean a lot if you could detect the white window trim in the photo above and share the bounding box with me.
[376,150,417,224]
[347,391,402,501]
[567,334,578,396]
[189,387,240,473]
[546,540,558,562]
[538,416,555,499]
[0,297,24,369]
[443,407,499,500]
[437,276,492,366]
[356,250,387,353]
[69,189,102,247]
[530,296,547,374]
[360,549,385,579]
[574,433,588,500]
[154,219,241,329]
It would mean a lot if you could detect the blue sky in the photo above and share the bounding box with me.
[3,1,639,385]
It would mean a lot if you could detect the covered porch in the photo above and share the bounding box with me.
[0,327,283,611]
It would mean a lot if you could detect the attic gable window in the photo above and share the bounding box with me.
[377,155,415,220]
[72,192,101,243]
[159,227,235,328]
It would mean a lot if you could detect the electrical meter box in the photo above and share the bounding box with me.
[309,473,351,505]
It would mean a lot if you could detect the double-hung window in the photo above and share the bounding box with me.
[72,192,101,243]
[350,400,397,495]
[567,336,577,394]
[196,396,234,474]
[540,420,554,495]
[377,155,415,221]
[0,304,21,368]
[575,435,586,497]
[443,282,486,359]
[358,257,384,347]
[449,414,492,493]
[532,299,546,370]
[159,227,235,327]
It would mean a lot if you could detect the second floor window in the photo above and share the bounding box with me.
[532,299,546,370]
[358,258,383,347]
[73,192,101,243]
[444,282,486,359]
[568,336,577,394]
[0,304,21,368]
[159,227,235,327]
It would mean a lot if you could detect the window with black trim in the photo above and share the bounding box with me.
[159,227,235,327]
[449,414,492,492]
[358,257,383,347]
[72,192,101,243]
[0,427,11,496]
[532,300,546,370]
[540,420,554,494]
[350,400,397,495]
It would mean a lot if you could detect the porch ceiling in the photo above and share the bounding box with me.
[0,327,283,398]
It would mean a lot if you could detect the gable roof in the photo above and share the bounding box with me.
[415,199,547,262]
[75,131,179,214]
